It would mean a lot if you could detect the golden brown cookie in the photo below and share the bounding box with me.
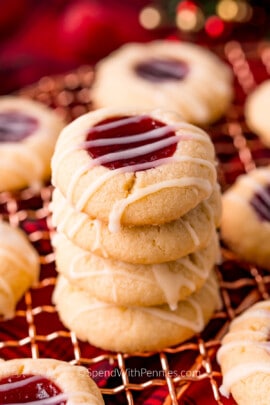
[92,41,233,126]
[221,166,270,269]
[53,271,221,353]
[51,186,221,264]
[245,80,270,147]
[217,300,270,405]
[0,221,40,319]
[0,96,65,191]
[51,107,217,229]
[53,232,220,308]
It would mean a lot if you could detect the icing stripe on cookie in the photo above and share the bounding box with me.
[220,363,270,398]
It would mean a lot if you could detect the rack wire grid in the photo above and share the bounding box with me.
[0,40,270,405]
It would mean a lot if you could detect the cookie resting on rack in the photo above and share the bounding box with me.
[0,221,39,320]
[51,186,221,264]
[53,271,221,353]
[245,80,270,148]
[0,358,104,404]
[217,300,270,405]
[221,166,270,270]
[0,96,65,191]
[53,231,220,308]
[51,107,217,229]
[91,41,233,126]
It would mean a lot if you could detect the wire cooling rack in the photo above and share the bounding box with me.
[0,40,270,405]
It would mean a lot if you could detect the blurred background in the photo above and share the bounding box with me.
[0,0,270,94]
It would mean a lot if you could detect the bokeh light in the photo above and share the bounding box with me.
[139,5,162,30]
[205,15,225,37]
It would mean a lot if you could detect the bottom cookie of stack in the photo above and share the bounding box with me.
[53,271,221,353]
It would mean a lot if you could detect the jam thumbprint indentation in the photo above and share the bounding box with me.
[0,374,66,404]
[250,184,270,222]
[0,111,39,143]
[85,115,178,170]
[134,59,189,82]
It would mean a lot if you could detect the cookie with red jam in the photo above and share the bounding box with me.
[0,96,65,191]
[217,300,270,405]
[53,271,221,353]
[0,221,39,320]
[91,41,233,126]
[221,166,270,270]
[51,186,221,264]
[0,358,104,404]
[51,107,217,228]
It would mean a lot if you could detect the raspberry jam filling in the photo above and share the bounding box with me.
[250,184,270,222]
[134,59,189,82]
[0,111,39,143]
[85,115,177,170]
[0,374,66,404]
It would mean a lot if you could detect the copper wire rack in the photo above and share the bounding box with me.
[1,40,270,405]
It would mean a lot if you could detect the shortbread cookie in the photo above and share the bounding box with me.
[53,232,220,308]
[0,221,39,319]
[0,96,65,191]
[51,186,221,264]
[53,271,221,353]
[51,107,217,228]
[221,166,270,269]
[91,41,233,126]
[245,80,270,147]
[0,358,104,404]
[217,300,270,405]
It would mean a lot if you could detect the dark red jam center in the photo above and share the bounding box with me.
[0,111,39,143]
[85,115,177,170]
[250,184,270,222]
[134,58,189,82]
[0,374,66,404]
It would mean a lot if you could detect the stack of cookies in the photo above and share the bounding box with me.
[51,107,222,353]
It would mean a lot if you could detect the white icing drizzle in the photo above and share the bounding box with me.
[66,214,88,239]
[80,125,176,148]
[68,301,112,325]
[230,308,270,327]
[217,340,270,364]
[87,135,181,168]
[92,219,108,257]
[108,177,211,233]
[139,296,204,332]
[151,264,195,311]
[66,162,92,202]
[6,393,68,405]
[0,376,44,392]
[219,363,270,398]
[179,254,208,278]
[180,219,200,246]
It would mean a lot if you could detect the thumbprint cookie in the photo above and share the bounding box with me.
[51,107,217,229]
[221,166,270,270]
[217,300,270,405]
[91,41,233,126]
[0,96,65,191]
[0,358,104,404]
